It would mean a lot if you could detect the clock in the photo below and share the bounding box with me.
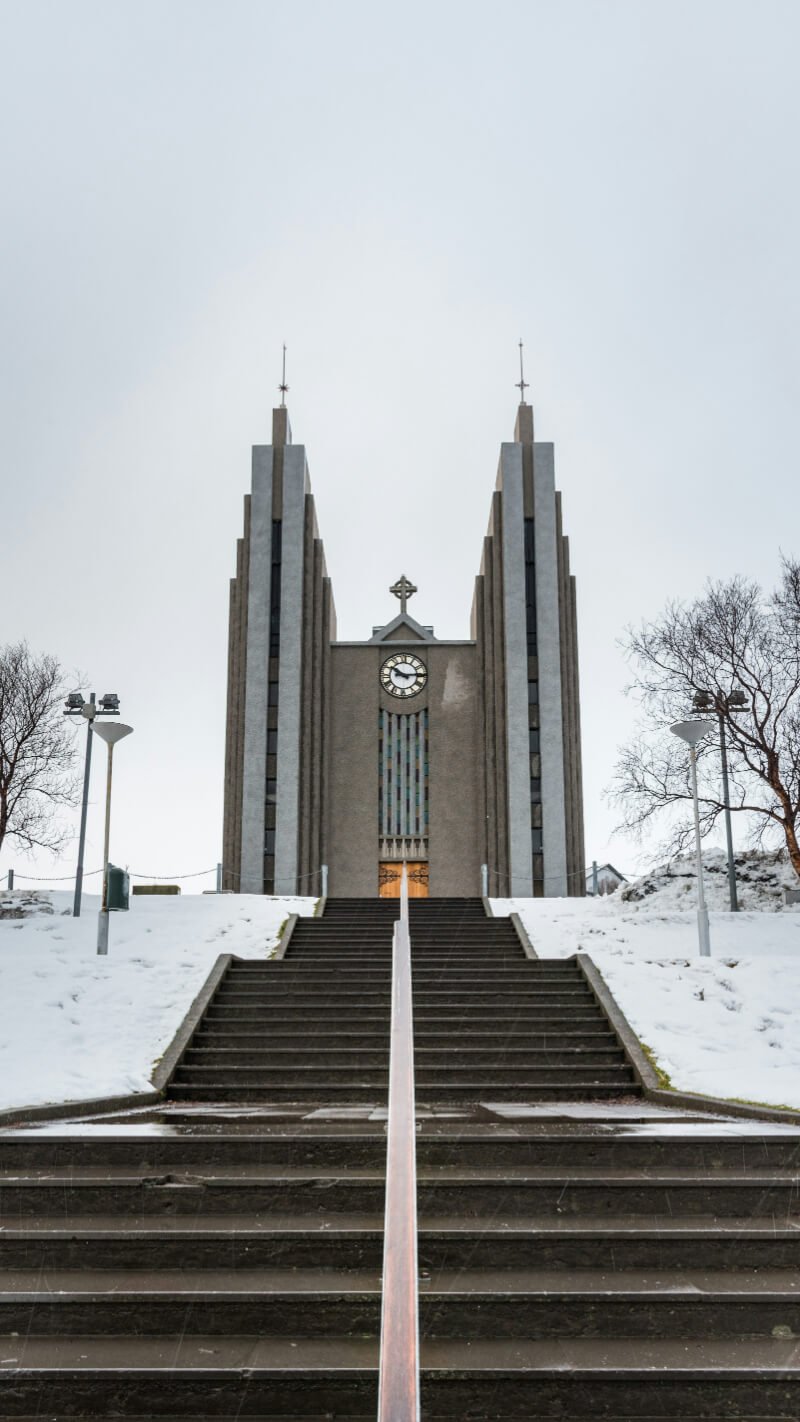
[380,652,427,698]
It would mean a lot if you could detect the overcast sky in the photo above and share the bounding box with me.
[2,0,798,893]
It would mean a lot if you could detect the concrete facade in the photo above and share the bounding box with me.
[531,441,568,895]
[222,401,585,898]
[273,445,309,893]
[499,442,534,897]
[239,446,273,895]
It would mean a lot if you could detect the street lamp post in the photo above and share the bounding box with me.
[64,692,121,917]
[693,689,748,912]
[92,721,133,956]
[670,718,717,957]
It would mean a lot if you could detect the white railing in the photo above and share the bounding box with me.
[377,862,420,1422]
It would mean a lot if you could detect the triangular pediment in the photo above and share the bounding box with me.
[369,613,437,644]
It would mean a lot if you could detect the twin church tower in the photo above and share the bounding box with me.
[222,389,585,899]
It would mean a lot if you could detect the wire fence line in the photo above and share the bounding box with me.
[219,864,327,894]
[4,866,218,885]
[6,861,607,893]
[4,864,325,892]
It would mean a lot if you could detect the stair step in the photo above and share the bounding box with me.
[203,1011,393,1025]
[2,1213,799,1271]
[182,1049,625,1069]
[11,895,793,1419]
[2,1270,798,1338]
[173,1062,632,1083]
[3,1335,799,1416]
[192,1031,618,1048]
[3,1130,799,1170]
[227,970,575,983]
[167,1082,640,1103]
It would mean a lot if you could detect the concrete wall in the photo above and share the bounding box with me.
[499,443,534,897]
[273,446,309,893]
[328,645,384,897]
[472,409,583,900]
[221,494,250,890]
[556,494,586,896]
[326,641,481,897]
[223,416,335,899]
[298,499,335,896]
[239,446,273,895]
[532,442,568,895]
[427,643,481,895]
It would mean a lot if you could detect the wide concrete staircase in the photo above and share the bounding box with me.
[170,897,641,1103]
[1,896,799,1417]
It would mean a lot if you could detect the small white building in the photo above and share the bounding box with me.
[586,862,627,896]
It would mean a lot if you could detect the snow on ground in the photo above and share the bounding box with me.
[494,851,800,1112]
[2,851,800,1118]
[0,891,316,1114]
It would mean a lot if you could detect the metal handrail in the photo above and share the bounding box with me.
[377,862,420,1422]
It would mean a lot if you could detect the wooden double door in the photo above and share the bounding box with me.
[379,862,429,898]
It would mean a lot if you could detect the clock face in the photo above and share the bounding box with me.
[380,652,427,699]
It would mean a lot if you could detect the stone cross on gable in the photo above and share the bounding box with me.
[390,574,418,616]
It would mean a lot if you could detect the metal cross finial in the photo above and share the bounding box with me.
[278,344,289,407]
[390,574,418,617]
[516,338,529,403]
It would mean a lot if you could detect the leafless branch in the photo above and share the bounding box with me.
[611,559,800,880]
[0,642,80,855]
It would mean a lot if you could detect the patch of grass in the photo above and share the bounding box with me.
[640,1041,673,1089]
[268,918,289,959]
[726,1094,800,1113]
[640,1045,800,1113]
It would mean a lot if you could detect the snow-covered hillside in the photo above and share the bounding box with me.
[620,846,798,910]
[2,855,799,1119]
[0,891,316,1115]
[495,851,800,1113]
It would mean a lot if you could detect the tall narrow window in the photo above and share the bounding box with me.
[525,516,543,891]
[379,709,429,841]
[265,519,282,892]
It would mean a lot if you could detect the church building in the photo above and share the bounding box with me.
[222,390,584,899]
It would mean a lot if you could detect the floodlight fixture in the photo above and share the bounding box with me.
[65,689,124,918]
[689,690,750,911]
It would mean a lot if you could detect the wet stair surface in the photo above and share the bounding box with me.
[0,896,799,1418]
[170,897,642,1103]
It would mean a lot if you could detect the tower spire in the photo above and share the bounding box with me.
[515,339,529,404]
[278,344,289,408]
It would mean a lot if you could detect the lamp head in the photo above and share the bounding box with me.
[92,721,133,748]
[670,718,716,747]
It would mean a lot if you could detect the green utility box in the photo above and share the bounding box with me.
[107,864,130,911]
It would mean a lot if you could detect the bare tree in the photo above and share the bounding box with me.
[0,643,79,856]
[611,557,800,880]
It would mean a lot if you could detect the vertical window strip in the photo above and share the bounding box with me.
[378,708,431,843]
[525,516,543,882]
[264,518,282,893]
